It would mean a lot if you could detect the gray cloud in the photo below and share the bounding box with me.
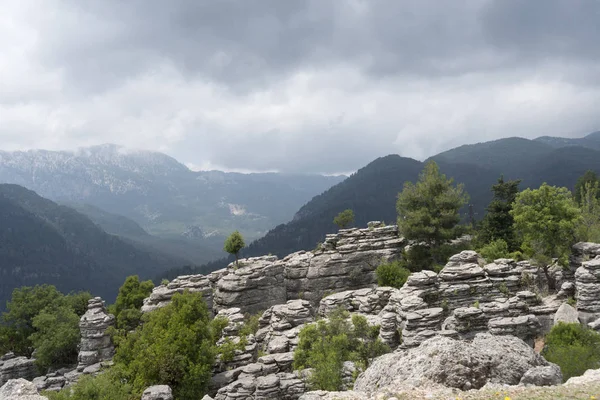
[1,0,600,174]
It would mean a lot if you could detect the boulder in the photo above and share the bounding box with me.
[354,333,553,393]
[553,303,580,325]
[574,257,600,313]
[0,378,48,400]
[141,385,173,400]
[519,365,563,386]
[0,354,37,387]
[564,367,600,386]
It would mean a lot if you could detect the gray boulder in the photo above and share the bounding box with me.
[0,378,48,400]
[553,303,580,325]
[519,365,563,386]
[565,367,600,386]
[354,333,552,393]
[141,385,173,400]
[0,354,37,387]
[77,297,115,371]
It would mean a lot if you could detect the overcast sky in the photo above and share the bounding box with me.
[1,0,600,174]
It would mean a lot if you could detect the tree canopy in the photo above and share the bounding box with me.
[396,161,469,267]
[478,176,521,250]
[224,231,245,265]
[574,170,600,205]
[333,209,355,229]
[511,183,581,266]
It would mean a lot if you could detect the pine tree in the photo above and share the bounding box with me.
[396,161,469,268]
[224,231,245,266]
[478,176,521,251]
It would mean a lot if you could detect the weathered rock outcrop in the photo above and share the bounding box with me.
[214,308,258,373]
[285,225,405,305]
[575,256,600,315]
[77,297,115,371]
[256,300,313,355]
[141,273,215,313]
[0,354,36,388]
[141,385,173,400]
[213,256,286,314]
[214,371,305,400]
[0,378,48,400]
[354,333,557,393]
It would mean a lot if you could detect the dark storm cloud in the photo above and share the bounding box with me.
[2,0,600,173]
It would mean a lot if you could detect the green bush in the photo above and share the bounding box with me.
[45,369,133,400]
[113,291,224,399]
[0,285,90,372]
[478,239,523,263]
[542,322,600,381]
[293,308,390,391]
[108,276,154,332]
[375,260,411,288]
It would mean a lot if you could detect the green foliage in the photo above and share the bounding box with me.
[397,161,469,267]
[477,176,521,251]
[224,231,245,265]
[293,308,390,391]
[30,303,80,372]
[567,297,577,307]
[375,260,411,288]
[576,180,600,243]
[108,276,154,332]
[45,369,133,400]
[0,285,90,367]
[477,239,523,263]
[511,183,581,266]
[542,322,600,381]
[112,291,223,399]
[239,312,262,337]
[574,170,600,205]
[333,209,355,229]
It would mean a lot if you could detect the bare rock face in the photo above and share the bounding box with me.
[141,385,173,400]
[214,308,258,373]
[284,225,405,305]
[0,353,37,387]
[318,287,396,317]
[77,297,115,371]
[141,274,214,313]
[256,300,313,355]
[354,333,556,393]
[214,371,305,400]
[575,256,600,314]
[0,378,48,400]
[213,256,286,314]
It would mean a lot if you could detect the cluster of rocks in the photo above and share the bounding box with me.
[142,224,406,316]
[0,353,36,387]
[574,244,600,323]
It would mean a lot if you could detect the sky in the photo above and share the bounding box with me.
[1,0,600,174]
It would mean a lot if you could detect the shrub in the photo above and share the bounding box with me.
[375,260,411,288]
[478,239,522,263]
[113,291,225,399]
[542,322,600,381]
[45,369,132,400]
[293,308,390,391]
[108,276,154,332]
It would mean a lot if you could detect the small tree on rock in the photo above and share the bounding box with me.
[224,231,245,266]
[333,209,355,229]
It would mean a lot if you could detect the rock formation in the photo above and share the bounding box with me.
[0,354,36,387]
[0,378,48,400]
[141,385,173,400]
[77,297,115,372]
[141,273,217,313]
[353,333,559,393]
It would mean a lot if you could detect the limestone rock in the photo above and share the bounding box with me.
[519,365,563,386]
[318,287,396,317]
[141,385,173,400]
[564,367,600,386]
[575,256,600,313]
[214,372,305,400]
[553,303,580,325]
[256,300,313,355]
[487,315,541,346]
[77,297,115,371]
[0,378,48,400]
[299,391,368,400]
[141,274,213,313]
[213,256,286,314]
[354,333,552,393]
[0,354,37,387]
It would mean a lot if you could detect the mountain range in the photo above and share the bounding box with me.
[0,144,344,263]
[3,132,600,299]
[162,131,600,278]
[0,184,187,307]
